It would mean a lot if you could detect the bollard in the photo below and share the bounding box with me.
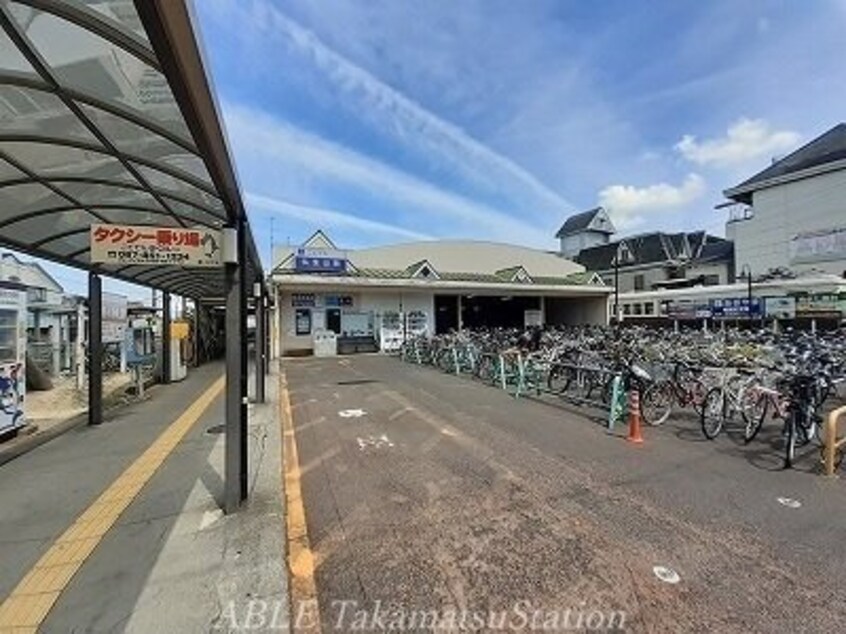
[607,374,623,432]
[627,387,644,444]
[824,406,846,477]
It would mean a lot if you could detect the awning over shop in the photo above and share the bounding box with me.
[0,0,261,297]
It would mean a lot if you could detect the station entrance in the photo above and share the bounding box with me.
[435,294,541,333]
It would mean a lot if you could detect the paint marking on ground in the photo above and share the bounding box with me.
[338,409,366,419]
[280,371,322,634]
[0,374,225,631]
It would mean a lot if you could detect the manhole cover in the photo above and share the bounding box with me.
[337,379,379,386]
[206,424,225,435]
[653,566,681,584]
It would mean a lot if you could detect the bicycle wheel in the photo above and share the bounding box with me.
[547,364,573,395]
[785,415,797,469]
[689,380,708,416]
[743,392,768,444]
[642,381,673,426]
[796,406,817,447]
[701,387,726,440]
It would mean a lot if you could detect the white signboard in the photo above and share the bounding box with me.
[90,224,222,267]
[102,292,128,343]
[789,226,846,264]
[764,296,796,319]
[524,309,543,327]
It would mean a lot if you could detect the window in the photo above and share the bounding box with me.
[623,304,631,315]
[633,274,645,291]
[294,309,312,336]
[633,303,643,315]
[703,274,720,286]
[644,302,654,315]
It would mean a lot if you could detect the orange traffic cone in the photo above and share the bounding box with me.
[627,388,644,444]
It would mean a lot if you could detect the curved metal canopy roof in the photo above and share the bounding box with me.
[0,0,262,298]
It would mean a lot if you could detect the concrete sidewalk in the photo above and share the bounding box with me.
[0,362,289,633]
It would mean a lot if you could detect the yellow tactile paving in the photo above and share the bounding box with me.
[0,375,225,633]
[280,372,322,634]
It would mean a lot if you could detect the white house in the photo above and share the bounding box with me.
[556,207,616,260]
[723,123,846,278]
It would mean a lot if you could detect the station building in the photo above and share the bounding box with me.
[270,231,612,355]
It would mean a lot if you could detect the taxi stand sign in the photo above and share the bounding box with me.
[90,223,222,267]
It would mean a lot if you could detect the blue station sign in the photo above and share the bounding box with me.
[294,247,347,273]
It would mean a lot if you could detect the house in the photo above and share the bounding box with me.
[556,207,616,259]
[723,123,846,278]
[575,231,735,293]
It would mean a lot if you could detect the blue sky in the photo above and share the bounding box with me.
[24,0,846,297]
[192,0,845,256]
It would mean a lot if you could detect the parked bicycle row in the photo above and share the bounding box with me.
[396,325,846,470]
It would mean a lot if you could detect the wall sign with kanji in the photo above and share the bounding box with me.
[89,223,222,268]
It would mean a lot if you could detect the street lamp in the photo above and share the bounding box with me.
[740,264,753,327]
[612,242,630,328]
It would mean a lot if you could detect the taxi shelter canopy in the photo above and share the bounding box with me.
[0,0,262,297]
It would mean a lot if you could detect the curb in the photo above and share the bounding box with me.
[0,378,160,467]
[0,412,88,467]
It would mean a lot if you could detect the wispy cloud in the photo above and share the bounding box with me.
[598,174,706,229]
[246,193,433,241]
[223,102,552,245]
[675,118,801,168]
[209,0,574,218]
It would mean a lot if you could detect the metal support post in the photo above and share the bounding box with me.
[75,304,85,391]
[88,272,103,426]
[255,283,266,403]
[238,229,249,503]
[50,313,61,376]
[193,300,201,367]
[161,291,171,384]
[264,295,271,372]
[223,221,250,513]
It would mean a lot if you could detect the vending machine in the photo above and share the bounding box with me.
[406,310,429,337]
[0,285,26,436]
[378,311,404,352]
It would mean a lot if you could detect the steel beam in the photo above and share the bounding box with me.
[88,271,103,426]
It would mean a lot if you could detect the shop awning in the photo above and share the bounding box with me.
[0,0,261,298]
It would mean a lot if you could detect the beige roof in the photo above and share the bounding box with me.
[347,240,584,277]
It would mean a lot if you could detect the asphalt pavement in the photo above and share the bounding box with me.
[286,355,846,633]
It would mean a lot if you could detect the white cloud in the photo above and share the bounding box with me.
[598,174,706,228]
[245,193,433,241]
[675,118,801,168]
[223,102,552,246]
[211,0,574,217]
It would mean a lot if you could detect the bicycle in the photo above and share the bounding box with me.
[699,368,758,439]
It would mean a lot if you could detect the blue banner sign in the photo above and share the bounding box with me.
[710,297,762,318]
[295,247,347,273]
